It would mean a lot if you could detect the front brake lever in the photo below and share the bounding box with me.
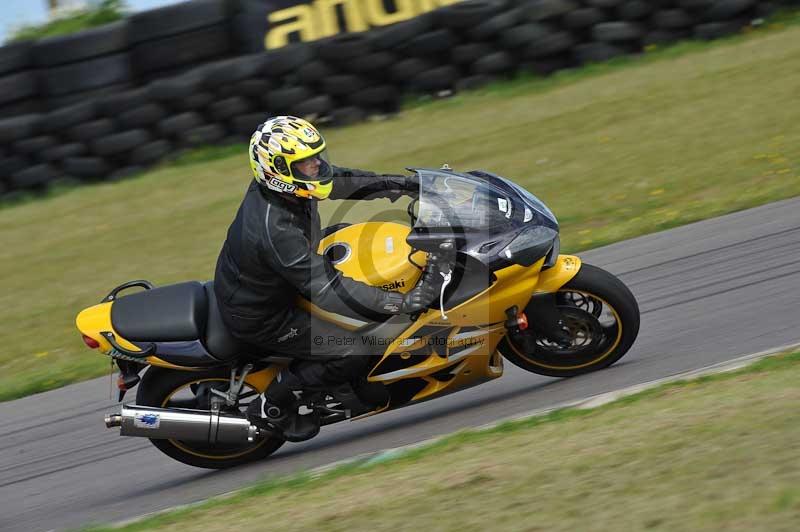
[439,268,452,320]
[435,241,456,321]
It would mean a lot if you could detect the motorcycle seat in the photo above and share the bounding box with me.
[111,281,208,342]
[110,280,253,362]
[202,281,253,361]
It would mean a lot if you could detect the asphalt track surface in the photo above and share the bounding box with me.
[2,197,799,532]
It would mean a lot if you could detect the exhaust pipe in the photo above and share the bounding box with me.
[105,404,259,444]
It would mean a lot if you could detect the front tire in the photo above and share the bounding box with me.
[499,263,640,377]
[136,367,284,469]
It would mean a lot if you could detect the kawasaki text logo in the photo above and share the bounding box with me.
[381,279,405,291]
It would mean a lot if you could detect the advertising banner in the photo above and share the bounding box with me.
[237,0,462,51]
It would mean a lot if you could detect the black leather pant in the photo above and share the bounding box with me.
[237,308,378,388]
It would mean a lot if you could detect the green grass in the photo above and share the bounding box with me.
[7,0,125,43]
[2,18,800,402]
[80,350,800,532]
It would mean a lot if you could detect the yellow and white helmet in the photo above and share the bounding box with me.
[249,116,333,200]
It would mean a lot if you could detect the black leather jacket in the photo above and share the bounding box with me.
[214,167,415,340]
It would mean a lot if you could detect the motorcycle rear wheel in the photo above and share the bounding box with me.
[136,367,284,469]
[499,263,640,377]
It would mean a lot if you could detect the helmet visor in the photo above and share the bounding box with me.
[291,150,332,183]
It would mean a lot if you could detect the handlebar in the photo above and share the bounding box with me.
[408,240,457,321]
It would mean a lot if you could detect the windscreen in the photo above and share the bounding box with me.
[505,179,558,226]
[415,171,516,232]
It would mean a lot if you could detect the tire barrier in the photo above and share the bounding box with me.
[0,0,797,198]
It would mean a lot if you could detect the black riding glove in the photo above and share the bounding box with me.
[382,258,441,315]
[335,167,417,192]
[377,174,419,203]
[380,173,419,194]
[401,280,439,314]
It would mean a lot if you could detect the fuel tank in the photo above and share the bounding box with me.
[318,221,425,293]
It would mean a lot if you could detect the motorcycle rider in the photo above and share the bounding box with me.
[214,116,440,442]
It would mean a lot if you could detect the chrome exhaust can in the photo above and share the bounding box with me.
[106,404,258,444]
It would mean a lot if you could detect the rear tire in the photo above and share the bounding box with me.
[499,263,639,377]
[136,367,284,469]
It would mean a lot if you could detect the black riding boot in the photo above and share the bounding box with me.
[351,377,390,408]
[246,368,320,442]
[291,356,389,408]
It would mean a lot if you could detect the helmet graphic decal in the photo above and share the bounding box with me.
[248,116,333,200]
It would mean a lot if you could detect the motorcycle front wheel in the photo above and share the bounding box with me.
[136,367,285,469]
[499,263,640,378]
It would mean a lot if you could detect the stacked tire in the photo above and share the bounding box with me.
[130,0,234,81]
[450,0,579,78]
[191,53,268,143]
[0,42,40,120]
[0,114,48,194]
[0,42,40,194]
[33,21,133,110]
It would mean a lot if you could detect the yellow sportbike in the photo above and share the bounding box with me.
[76,168,639,469]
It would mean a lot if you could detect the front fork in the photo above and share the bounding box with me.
[522,293,573,347]
[505,255,583,348]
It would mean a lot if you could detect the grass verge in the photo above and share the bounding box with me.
[1,17,799,401]
[81,350,800,532]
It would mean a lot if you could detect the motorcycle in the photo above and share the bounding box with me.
[76,167,640,469]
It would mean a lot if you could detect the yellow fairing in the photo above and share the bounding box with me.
[534,255,582,293]
[364,254,583,405]
[76,302,139,354]
[364,259,544,404]
[298,221,426,329]
[75,303,205,370]
[76,301,284,386]
[318,221,426,291]
[370,325,506,403]
[296,299,369,331]
[243,366,282,393]
[431,260,544,327]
